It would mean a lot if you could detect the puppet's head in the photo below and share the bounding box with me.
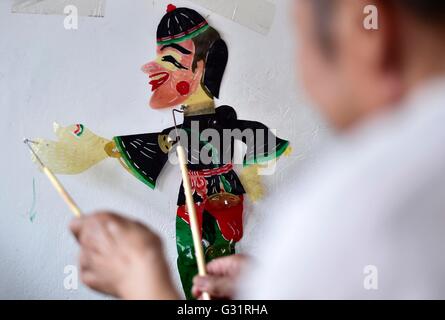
[142,4,228,109]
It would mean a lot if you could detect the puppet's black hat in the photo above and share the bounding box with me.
[157,4,209,45]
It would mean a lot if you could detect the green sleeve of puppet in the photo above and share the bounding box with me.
[243,139,290,166]
[113,132,172,190]
[235,119,290,167]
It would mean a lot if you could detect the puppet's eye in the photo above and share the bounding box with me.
[162,55,188,70]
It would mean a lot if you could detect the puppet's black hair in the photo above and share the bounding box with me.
[192,27,228,99]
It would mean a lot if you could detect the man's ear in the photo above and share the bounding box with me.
[196,60,205,74]
[366,0,403,104]
[193,60,206,84]
[190,60,207,95]
[347,0,403,113]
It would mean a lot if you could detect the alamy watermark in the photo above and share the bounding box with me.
[64,5,78,30]
[363,5,379,30]
[363,265,379,290]
[63,265,78,290]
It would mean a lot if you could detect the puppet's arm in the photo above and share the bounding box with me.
[237,120,290,166]
[110,132,173,189]
[31,124,173,190]
[236,119,291,202]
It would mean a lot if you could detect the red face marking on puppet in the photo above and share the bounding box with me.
[176,81,190,96]
[149,72,170,92]
[141,39,203,109]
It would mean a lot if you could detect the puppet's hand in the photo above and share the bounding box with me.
[104,141,121,158]
[283,144,293,157]
[30,122,111,174]
[239,145,292,202]
[70,212,179,300]
[239,164,266,202]
[192,254,250,300]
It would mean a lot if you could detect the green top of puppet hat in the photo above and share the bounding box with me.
[156,4,210,45]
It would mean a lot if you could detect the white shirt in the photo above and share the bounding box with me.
[238,78,445,299]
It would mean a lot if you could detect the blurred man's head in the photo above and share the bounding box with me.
[295,0,445,130]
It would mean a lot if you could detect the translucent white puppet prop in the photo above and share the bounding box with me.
[31,122,111,175]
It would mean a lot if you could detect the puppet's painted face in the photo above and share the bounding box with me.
[141,39,204,109]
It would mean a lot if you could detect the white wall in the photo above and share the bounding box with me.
[0,0,328,299]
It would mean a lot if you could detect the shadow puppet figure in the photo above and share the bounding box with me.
[32,5,290,299]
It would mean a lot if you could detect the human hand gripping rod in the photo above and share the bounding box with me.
[24,139,82,218]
